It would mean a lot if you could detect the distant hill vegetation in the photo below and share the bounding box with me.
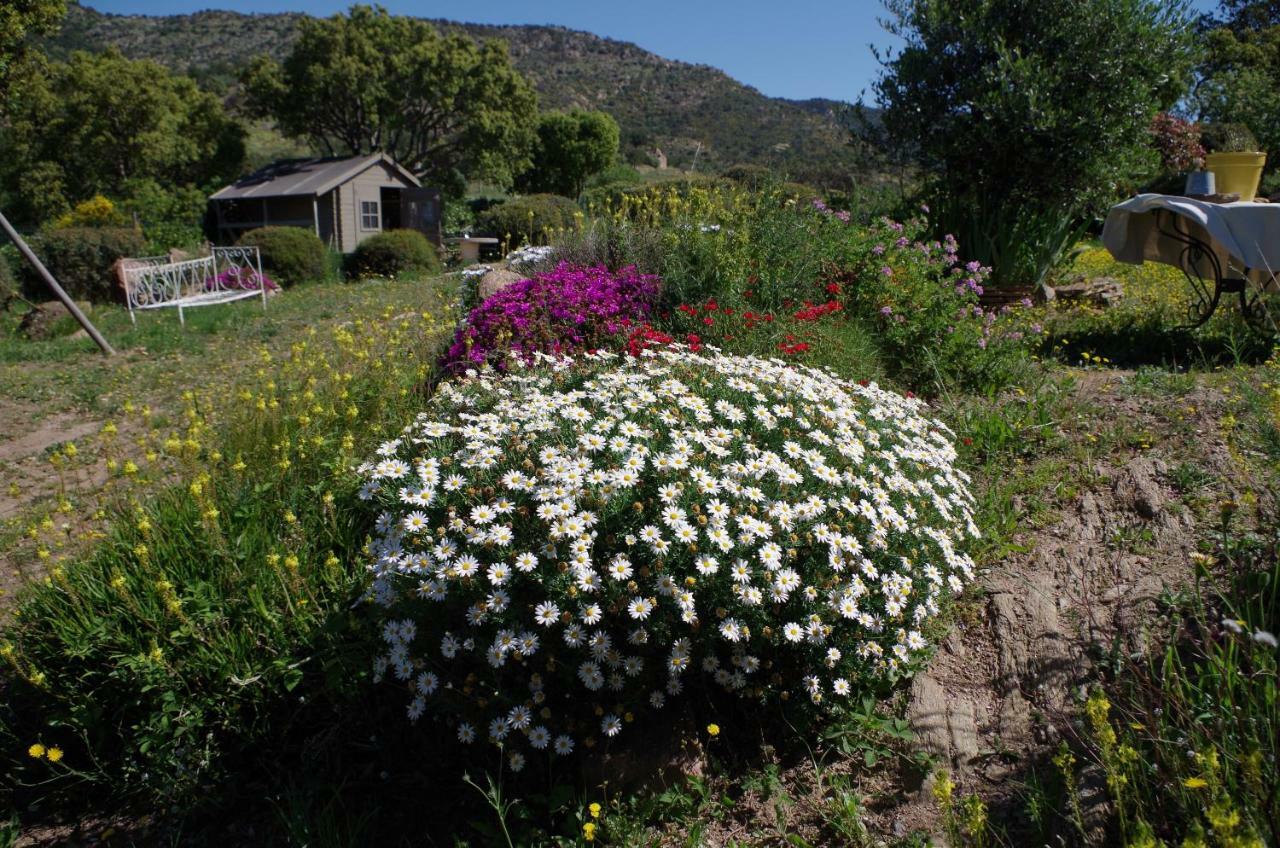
[45,4,872,187]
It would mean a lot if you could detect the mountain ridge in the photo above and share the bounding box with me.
[45,4,868,186]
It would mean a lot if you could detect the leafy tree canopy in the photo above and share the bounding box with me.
[517,110,620,197]
[870,0,1196,286]
[242,4,539,196]
[1211,0,1280,30]
[0,0,65,94]
[0,49,246,225]
[1195,1,1280,170]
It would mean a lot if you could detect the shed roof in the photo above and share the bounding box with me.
[210,153,420,201]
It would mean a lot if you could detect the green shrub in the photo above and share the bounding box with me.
[721,163,771,187]
[347,229,442,280]
[20,227,147,303]
[585,162,641,189]
[581,176,734,213]
[1200,122,1261,154]
[236,226,328,287]
[473,194,580,246]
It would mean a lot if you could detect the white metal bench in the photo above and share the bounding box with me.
[123,246,269,325]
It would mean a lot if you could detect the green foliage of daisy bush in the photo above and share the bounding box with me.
[361,346,979,771]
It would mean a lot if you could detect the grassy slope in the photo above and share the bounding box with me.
[1,250,1276,845]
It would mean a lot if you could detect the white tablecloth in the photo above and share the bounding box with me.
[1103,194,1280,288]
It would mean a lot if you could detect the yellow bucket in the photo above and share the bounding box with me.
[1206,151,1267,201]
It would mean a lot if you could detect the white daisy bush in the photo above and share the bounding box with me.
[360,347,978,766]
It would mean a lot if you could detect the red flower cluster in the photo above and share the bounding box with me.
[793,300,842,322]
[624,323,702,356]
[777,336,811,356]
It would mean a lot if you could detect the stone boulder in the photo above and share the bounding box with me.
[477,268,525,301]
[1044,276,1123,307]
[19,300,93,340]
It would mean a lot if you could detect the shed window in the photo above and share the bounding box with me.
[360,200,380,230]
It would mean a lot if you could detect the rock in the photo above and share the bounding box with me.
[1044,276,1124,307]
[908,674,980,769]
[18,300,93,340]
[477,268,525,300]
[1113,457,1167,519]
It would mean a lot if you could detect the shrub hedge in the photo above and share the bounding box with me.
[474,194,580,246]
[20,227,148,303]
[347,229,442,280]
[236,226,328,288]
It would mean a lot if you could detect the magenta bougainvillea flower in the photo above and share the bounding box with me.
[442,262,660,373]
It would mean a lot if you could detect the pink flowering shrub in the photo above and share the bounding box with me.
[211,267,279,293]
[441,262,660,373]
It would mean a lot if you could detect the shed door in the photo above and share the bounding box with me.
[400,187,442,245]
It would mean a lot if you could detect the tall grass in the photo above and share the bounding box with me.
[1086,510,1278,847]
[1,295,456,816]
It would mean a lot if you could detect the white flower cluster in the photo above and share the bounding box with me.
[455,265,491,314]
[505,243,555,272]
[361,348,978,767]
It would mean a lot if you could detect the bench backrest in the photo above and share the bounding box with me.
[123,255,216,309]
[122,247,264,310]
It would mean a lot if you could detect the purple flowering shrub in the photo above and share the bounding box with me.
[441,262,660,373]
[802,202,1032,390]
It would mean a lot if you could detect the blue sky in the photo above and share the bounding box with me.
[83,0,1222,103]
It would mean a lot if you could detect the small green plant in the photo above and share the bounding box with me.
[237,225,329,287]
[1200,122,1261,154]
[932,770,991,848]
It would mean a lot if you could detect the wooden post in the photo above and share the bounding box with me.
[0,210,115,356]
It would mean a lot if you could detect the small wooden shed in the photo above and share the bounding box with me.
[208,153,441,253]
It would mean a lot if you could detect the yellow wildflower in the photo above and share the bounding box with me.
[28,743,46,759]
[588,802,601,819]
[706,723,720,737]
[46,746,63,763]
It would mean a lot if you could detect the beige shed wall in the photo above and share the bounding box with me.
[340,160,416,252]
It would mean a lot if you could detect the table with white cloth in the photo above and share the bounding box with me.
[1102,194,1279,330]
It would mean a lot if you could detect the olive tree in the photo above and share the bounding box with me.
[243,4,539,196]
[870,0,1196,287]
